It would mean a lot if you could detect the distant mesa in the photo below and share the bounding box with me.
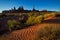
[2,6,39,14]
[2,6,54,14]
[41,10,47,12]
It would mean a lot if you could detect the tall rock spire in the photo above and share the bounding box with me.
[18,6,24,11]
[32,5,36,11]
[13,6,16,10]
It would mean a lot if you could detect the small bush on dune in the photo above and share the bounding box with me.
[34,26,60,40]
[7,19,20,31]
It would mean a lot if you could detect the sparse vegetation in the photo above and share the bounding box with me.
[0,12,56,33]
[44,13,56,19]
[26,14,43,25]
[34,26,60,40]
[26,12,56,25]
[7,19,20,31]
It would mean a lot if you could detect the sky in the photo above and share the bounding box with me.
[0,0,60,13]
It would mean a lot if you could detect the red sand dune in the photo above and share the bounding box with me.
[1,16,60,40]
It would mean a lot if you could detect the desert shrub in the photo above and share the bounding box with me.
[34,26,60,40]
[26,12,43,25]
[51,13,56,17]
[26,15,44,25]
[34,15,43,24]
[44,13,56,19]
[26,16,35,25]
[7,19,20,31]
[44,14,51,19]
